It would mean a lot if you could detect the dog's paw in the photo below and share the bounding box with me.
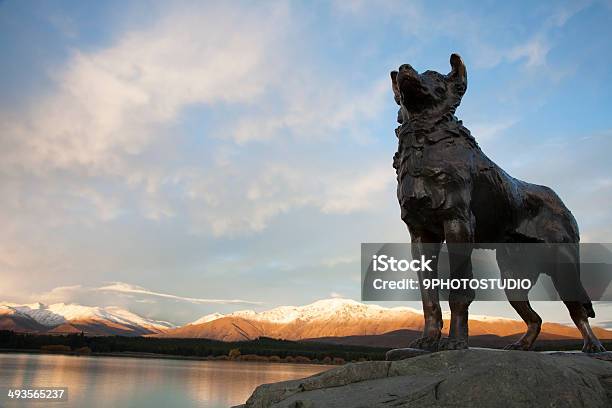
[408,336,440,352]
[582,340,606,353]
[438,337,468,350]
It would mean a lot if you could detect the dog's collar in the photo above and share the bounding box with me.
[397,113,455,139]
[396,113,477,149]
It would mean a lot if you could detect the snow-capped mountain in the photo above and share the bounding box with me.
[0,302,174,336]
[3,298,612,343]
[0,305,48,332]
[187,298,515,326]
[160,298,612,342]
[189,299,423,325]
[189,313,225,325]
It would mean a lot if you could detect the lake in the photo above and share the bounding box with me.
[0,353,331,407]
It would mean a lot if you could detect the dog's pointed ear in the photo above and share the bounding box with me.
[448,53,467,91]
[390,70,401,105]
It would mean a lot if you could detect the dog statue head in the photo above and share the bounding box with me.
[391,54,467,123]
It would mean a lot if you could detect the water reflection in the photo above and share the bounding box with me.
[0,353,330,407]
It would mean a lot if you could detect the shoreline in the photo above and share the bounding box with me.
[0,348,340,365]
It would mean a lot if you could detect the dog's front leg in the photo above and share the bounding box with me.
[441,217,475,350]
[408,229,443,351]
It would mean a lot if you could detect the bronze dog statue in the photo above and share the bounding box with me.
[391,54,605,353]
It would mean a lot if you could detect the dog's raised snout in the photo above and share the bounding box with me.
[399,64,412,71]
[398,64,417,76]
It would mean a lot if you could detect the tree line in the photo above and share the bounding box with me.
[0,331,388,362]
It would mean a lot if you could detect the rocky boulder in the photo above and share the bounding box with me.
[235,349,612,408]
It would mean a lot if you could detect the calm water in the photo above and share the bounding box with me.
[0,353,331,407]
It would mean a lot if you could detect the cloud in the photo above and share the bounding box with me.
[182,162,395,236]
[468,119,518,142]
[322,255,360,268]
[72,187,122,221]
[507,36,551,69]
[0,1,396,241]
[36,285,104,305]
[0,2,292,242]
[319,166,396,214]
[500,1,590,71]
[505,130,612,242]
[97,282,263,305]
[229,79,389,144]
[351,0,590,73]
[33,282,263,307]
[2,4,286,174]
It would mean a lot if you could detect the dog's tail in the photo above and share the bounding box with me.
[583,301,595,318]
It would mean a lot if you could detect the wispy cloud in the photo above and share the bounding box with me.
[468,119,518,143]
[322,255,360,268]
[30,282,262,307]
[97,282,263,306]
[507,36,551,69]
[229,72,389,144]
[181,161,396,237]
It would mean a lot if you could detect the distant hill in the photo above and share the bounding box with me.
[302,329,603,350]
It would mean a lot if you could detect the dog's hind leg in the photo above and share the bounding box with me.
[562,301,605,353]
[549,244,605,353]
[496,246,542,350]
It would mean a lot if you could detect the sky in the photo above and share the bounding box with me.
[1,0,612,327]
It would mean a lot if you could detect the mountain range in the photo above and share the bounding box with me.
[2,299,611,345]
[0,302,174,336]
[157,298,612,342]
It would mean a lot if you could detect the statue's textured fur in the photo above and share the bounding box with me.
[391,54,604,352]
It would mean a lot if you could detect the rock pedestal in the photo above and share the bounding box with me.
[235,349,612,408]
